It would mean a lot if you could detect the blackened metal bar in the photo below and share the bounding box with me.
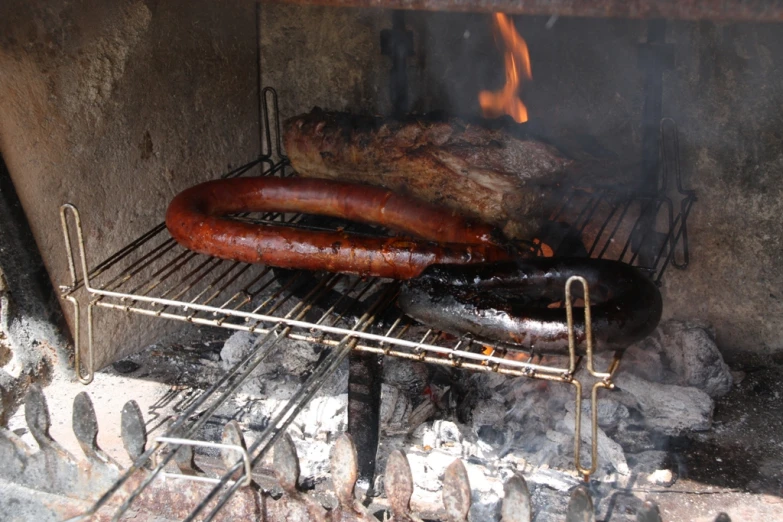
[596,198,635,259]
[262,87,286,160]
[244,272,310,328]
[107,328,289,522]
[64,157,266,294]
[570,193,600,232]
[101,238,179,292]
[220,157,266,179]
[197,263,252,306]
[617,200,654,262]
[549,189,578,223]
[576,192,607,236]
[672,194,696,269]
[586,199,621,257]
[86,324,283,520]
[126,251,199,296]
[214,268,273,312]
[326,279,376,324]
[157,257,224,304]
[72,157,264,291]
[655,198,695,283]
[381,10,414,117]
[640,20,667,195]
[348,350,384,487]
[185,262,243,307]
[647,198,676,276]
[64,224,167,292]
[634,21,672,268]
[627,199,670,267]
[660,118,697,270]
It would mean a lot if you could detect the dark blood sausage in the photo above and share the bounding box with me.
[398,259,662,354]
[165,177,511,280]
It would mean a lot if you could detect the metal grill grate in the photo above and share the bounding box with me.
[59,89,694,521]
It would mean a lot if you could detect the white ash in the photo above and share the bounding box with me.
[220,331,344,399]
[646,468,675,486]
[611,320,732,397]
[611,372,713,434]
[217,330,349,484]
[217,320,732,519]
[370,319,732,516]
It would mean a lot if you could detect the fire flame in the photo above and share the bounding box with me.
[478,13,532,123]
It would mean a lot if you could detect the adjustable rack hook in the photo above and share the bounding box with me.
[60,204,92,292]
[60,204,95,385]
[565,275,620,481]
[64,295,94,385]
[261,87,285,161]
[565,275,616,381]
[659,117,697,271]
[565,275,591,376]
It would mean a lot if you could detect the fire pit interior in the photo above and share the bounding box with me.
[1,1,783,521]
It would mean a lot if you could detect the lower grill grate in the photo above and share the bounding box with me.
[57,90,694,520]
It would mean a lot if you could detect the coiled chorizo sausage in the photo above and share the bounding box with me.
[165,177,511,279]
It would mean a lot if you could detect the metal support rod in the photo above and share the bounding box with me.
[348,350,383,487]
[188,283,401,522]
[381,11,414,117]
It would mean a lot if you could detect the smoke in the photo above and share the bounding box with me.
[405,12,646,158]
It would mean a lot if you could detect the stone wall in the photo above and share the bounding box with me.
[0,0,261,370]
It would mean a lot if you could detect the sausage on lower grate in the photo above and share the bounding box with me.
[398,258,662,354]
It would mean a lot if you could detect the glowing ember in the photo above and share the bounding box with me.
[482,345,531,363]
[478,13,532,123]
[531,238,554,257]
[505,351,530,362]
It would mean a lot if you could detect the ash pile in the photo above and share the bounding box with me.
[218,319,732,519]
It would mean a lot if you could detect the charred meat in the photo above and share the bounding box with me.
[283,108,574,239]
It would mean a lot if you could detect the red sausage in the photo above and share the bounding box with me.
[165,177,511,279]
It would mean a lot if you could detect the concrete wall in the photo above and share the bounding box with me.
[0,0,261,371]
[1,2,782,374]
[662,22,783,355]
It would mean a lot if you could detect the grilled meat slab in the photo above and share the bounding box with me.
[283,109,573,239]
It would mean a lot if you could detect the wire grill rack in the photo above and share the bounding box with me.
[60,89,694,520]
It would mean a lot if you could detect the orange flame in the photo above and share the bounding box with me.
[531,238,554,258]
[478,13,532,123]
